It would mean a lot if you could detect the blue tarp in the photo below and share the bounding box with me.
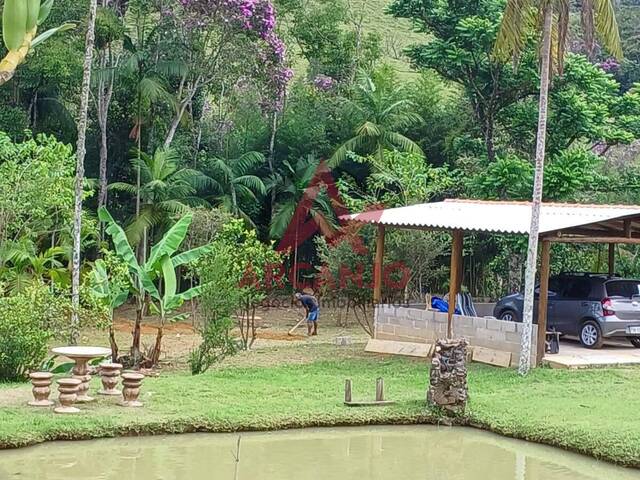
[431,296,461,315]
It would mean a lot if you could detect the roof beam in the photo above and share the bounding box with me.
[550,227,640,239]
[544,236,640,245]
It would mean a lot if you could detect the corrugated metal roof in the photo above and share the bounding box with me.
[342,199,640,234]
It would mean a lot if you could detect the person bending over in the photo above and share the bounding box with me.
[295,292,319,336]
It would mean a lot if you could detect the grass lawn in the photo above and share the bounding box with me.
[1,343,640,467]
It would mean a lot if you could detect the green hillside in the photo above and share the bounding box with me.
[284,0,425,77]
[358,0,424,74]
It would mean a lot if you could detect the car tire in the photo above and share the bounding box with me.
[580,320,604,349]
[629,338,640,348]
[499,309,520,323]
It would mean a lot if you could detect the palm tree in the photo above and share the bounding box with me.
[71,0,98,344]
[267,155,338,240]
[494,0,622,374]
[121,1,175,231]
[0,239,69,293]
[267,155,339,289]
[205,151,267,225]
[329,72,423,166]
[109,148,211,253]
[94,2,124,216]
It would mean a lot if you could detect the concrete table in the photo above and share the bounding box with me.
[51,346,111,402]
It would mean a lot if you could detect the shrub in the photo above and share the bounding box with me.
[0,107,29,140]
[0,283,67,381]
[190,243,242,374]
[189,220,284,373]
[211,220,283,350]
[0,132,76,244]
[189,317,237,375]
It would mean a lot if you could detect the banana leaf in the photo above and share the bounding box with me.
[51,362,75,374]
[160,254,177,302]
[37,0,54,25]
[98,207,159,299]
[169,312,190,323]
[171,243,211,269]
[112,290,129,309]
[145,212,193,271]
[39,355,57,372]
[164,284,205,311]
[31,23,75,48]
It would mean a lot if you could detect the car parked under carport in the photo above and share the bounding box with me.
[494,273,640,349]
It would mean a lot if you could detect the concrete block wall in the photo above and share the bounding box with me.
[374,305,537,368]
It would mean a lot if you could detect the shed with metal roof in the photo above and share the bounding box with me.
[342,199,640,366]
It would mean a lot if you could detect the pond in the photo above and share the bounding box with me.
[0,426,638,480]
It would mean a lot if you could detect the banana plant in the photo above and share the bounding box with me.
[98,207,210,366]
[88,257,130,359]
[0,0,75,86]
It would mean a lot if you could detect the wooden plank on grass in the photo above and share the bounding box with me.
[344,400,396,407]
[472,346,512,368]
[365,339,432,358]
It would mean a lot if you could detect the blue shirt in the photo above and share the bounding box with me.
[299,295,319,312]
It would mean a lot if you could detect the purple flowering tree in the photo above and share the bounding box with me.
[313,74,335,91]
[160,0,293,148]
[598,58,620,73]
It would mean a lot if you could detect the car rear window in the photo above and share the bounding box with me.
[605,281,640,298]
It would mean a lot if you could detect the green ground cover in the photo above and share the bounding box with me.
[1,344,639,467]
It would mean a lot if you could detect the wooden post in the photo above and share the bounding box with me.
[456,235,464,292]
[608,243,615,276]
[344,379,352,403]
[373,225,385,304]
[536,240,551,365]
[447,230,464,338]
[375,378,384,402]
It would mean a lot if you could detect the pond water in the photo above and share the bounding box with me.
[0,426,638,480]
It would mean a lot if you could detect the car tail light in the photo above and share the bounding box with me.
[602,297,615,316]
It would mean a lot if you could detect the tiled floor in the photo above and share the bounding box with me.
[544,338,640,368]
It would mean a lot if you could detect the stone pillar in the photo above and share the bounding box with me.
[72,357,94,402]
[427,338,468,414]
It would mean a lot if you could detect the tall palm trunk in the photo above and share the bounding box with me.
[135,113,143,263]
[267,111,278,211]
[518,3,552,375]
[231,184,238,215]
[70,0,98,344]
[135,123,142,219]
[163,98,191,148]
[96,0,115,220]
[97,48,115,218]
[292,218,299,290]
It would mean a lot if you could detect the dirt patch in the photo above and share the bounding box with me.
[0,386,30,407]
[106,305,368,361]
[44,304,370,372]
[113,318,196,335]
[255,330,306,341]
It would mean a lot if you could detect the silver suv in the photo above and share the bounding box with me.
[493,273,640,349]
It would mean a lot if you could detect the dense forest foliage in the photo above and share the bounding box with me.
[2,0,640,315]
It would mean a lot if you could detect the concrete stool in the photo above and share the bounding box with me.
[98,363,123,396]
[28,372,54,407]
[54,378,82,414]
[119,372,144,407]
